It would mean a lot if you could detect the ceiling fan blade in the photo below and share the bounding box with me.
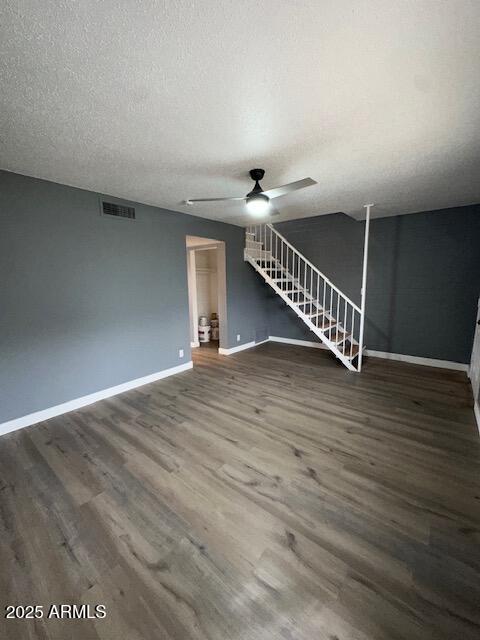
[263,177,316,199]
[185,197,245,204]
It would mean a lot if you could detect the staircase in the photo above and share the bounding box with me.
[244,223,364,371]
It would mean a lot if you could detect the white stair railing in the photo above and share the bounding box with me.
[245,223,364,371]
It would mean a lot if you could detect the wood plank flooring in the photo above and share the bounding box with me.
[1,342,479,640]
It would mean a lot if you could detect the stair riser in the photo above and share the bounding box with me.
[245,240,264,250]
[246,249,272,259]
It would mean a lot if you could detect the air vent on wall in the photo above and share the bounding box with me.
[102,201,135,220]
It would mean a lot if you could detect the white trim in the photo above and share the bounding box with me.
[268,337,468,371]
[269,336,327,350]
[186,248,199,346]
[474,401,480,436]
[218,341,255,355]
[216,242,228,351]
[190,244,219,252]
[218,339,269,355]
[358,203,373,372]
[190,341,200,348]
[186,237,228,352]
[468,296,480,407]
[365,349,469,372]
[0,361,193,437]
[1,340,471,438]
[254,338,270,347]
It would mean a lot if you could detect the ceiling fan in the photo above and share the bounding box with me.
[185,169,317,216]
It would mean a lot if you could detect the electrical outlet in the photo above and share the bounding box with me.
[179,349,184,358]
[236,334,241,342]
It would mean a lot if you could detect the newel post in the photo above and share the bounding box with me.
[358,204,374,372]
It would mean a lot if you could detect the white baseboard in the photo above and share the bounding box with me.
[218,338,269,356]
[0,337,471,438]
[0,361,193,437]
[218,341,256,355]
[268,336,468,372]
[269,336,326,350]
[190,341,200,348]
[365,349,469,372]
[474,401,480,437]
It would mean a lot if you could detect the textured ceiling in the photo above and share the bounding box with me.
[1,0,479,225]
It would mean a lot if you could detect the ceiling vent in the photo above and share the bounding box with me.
[101,201,135,220]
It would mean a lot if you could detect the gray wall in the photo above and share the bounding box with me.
[268,205,480,364]
[0,170,269,423]
[3,168,478,424]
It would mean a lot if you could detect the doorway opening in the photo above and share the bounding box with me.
[186,236,227,355]
[470,296,480,434]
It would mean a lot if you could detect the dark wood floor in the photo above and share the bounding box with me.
[1,342,480,640]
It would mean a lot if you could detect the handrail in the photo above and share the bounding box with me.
[245,221,365,371]
[266,224,361,314]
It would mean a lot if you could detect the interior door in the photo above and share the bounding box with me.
[470,296,480,404]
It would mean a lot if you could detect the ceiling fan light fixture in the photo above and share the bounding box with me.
[246,192,270,216]
[185,167,316,219]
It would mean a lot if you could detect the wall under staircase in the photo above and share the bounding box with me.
[244,223,364,371]
[265,207,480,365]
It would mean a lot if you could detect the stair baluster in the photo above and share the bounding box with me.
[244,223,363,371]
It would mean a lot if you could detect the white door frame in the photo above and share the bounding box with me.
[187,249,199,347]
[469,296,480,434]
[186,238,228,352]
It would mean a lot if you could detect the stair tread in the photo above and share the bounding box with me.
[324,329,351,343]
[306,311,327,318]
[310,316,337,329]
